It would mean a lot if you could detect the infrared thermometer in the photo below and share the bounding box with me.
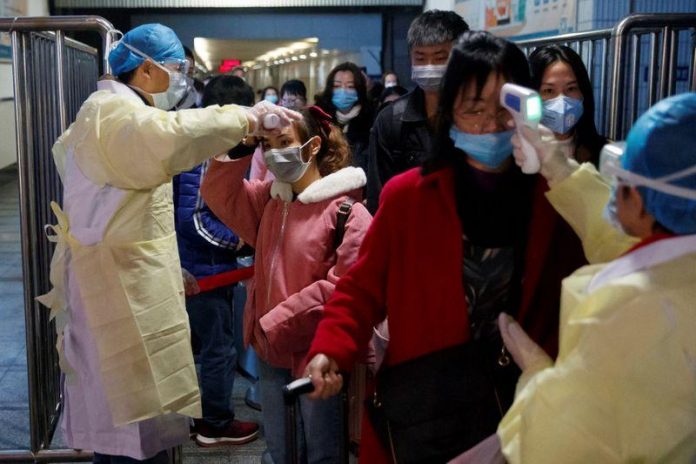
[500,83,543,174]
[263,113,281,130]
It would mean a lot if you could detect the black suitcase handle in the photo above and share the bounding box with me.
[283,376,350,464]
[283,377,315,403]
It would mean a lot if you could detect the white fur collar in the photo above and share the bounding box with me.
[270,167,366,204]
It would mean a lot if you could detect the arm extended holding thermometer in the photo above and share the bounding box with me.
[500,83,543,174]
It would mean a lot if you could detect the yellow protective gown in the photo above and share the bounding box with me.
[39,80,249,433]
[545,163,637,263]
[498,164,696,463]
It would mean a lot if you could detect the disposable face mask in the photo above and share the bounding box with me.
[385,81,397,88]
[600,142,696,201]
[119,41,188,110]
[411,64,447,92]
[265,94,279,104]
[332,88,359,112]
[263,138,315,183]
[149,63,188,110]
[449,126,514,169]
[175,76,197,109]
[541,95,584,135]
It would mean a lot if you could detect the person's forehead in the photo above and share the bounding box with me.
[411,42,452,54]
[459,73,504,103]
[542,61,577,84]
[334,71,354,81]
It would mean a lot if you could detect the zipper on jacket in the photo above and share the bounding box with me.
[386,420,398,464]
[265,201,290,310]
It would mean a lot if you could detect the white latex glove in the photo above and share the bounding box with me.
[304,354,343,400]
[498,312,552,374]
[245,101,302,136]
[510,121,580,185]
[182,268,200,297]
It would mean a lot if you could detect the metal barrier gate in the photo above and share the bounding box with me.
[516,13,696,140]
[0,15,113,462]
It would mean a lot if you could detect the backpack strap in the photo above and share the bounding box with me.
[333,198,356,250]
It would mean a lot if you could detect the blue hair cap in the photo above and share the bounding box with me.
[109,23,184,76]
[623,92,696,234]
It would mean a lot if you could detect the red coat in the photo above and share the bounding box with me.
[307,166,586,462]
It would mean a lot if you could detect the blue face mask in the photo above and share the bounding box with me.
[541,95,584,135]
[332,88,358,112]
[264,94,278,104]
[449,126,514,169]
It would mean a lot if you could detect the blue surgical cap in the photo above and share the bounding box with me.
[109,23,184,76]
[623,92,696,234]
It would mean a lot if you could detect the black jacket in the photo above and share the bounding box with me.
[366,87,435,214]
[319,102,375,175]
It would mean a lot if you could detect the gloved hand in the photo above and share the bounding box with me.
[304,354,343,400]
[245,100,302,136]
[510,122,580,185]
[498,312,552,374]
[182,268,200,297]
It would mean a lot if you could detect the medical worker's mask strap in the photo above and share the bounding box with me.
[600,142,696,201]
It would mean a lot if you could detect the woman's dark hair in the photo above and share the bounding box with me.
[382,70,398,84]
[318,62,369,116]
[529,45,607,165]
[426,31,531,172]
[280,79,307,99]
[294,107,351,176]
[202,75,255,107]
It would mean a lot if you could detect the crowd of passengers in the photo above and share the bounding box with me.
[39,9,696,464]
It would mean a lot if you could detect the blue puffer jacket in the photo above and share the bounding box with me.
[174,161,239,279]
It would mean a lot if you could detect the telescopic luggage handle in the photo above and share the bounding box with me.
[283,377,315,402]
[283,376,350,464]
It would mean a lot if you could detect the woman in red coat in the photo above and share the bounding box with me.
[305,31,587,463]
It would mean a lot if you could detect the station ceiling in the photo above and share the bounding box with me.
[194,36,321,70]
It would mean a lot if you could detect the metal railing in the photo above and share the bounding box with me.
[516,13,696,140]
[0,15,112,463]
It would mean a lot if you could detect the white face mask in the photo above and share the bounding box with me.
[148,62,188,110]
[119,41,189,110]
[411,64,447,92]
[263,138,315,183]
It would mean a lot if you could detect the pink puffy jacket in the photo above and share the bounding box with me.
[201,155,372,376]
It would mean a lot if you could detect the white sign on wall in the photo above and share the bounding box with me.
[455,0,577,40]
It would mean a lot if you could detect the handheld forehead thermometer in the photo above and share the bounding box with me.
[500,83,543,174]
[263,113,281,130]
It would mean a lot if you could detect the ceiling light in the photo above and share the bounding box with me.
[299,54,307,59]
[291,56,299,61]
[309,51,318,58]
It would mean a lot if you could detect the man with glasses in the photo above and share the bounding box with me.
[279,79,307,111]
[38,23,298,463]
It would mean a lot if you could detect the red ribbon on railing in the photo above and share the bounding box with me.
[196,266,255,292]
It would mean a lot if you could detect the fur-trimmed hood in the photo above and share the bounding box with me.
[270,166,366,203]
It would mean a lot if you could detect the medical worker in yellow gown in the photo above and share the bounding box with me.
[487,92,696,463]
[37,23,298,463]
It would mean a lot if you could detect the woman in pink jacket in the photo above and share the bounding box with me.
[201,106,371,464]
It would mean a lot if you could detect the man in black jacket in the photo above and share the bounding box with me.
[366,10,469,214]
